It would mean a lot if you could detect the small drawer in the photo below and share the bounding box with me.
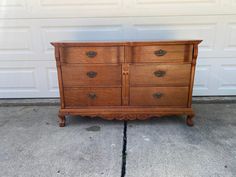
[131,45,193,63]
[130,87,189,106]
[60,46,122,63]
[130,64,191,86]
[62,65,121,87]
[64,88,121,107]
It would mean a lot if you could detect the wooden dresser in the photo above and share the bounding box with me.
[51,40,202,127]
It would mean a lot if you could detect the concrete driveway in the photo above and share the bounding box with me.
[0,103,236,177]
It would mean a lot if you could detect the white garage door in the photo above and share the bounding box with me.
[0,0,236,98]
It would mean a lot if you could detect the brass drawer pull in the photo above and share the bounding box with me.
[154,49,167,56]
[88,93,97,100]
[87,71,97,78]
[86,51,97,58]
[154,70,166,77]
[153,92,163,99]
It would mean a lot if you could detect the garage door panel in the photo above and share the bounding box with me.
[0,1,236,97]
[1,0,236,18]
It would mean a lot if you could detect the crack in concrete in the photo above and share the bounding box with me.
[121,121,127,177]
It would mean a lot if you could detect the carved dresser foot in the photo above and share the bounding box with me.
[186,115,194,127]
[58,114,66,127]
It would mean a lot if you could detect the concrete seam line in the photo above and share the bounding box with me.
[121,121,127,177]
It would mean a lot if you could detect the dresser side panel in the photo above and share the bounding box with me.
[188,44,199,107]
[55,46,65,108]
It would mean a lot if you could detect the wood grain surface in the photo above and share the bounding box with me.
[52,40,201,126]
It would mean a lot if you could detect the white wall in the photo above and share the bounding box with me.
[0,0,236,98]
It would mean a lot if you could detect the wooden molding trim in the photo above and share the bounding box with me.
[59,107,194,121]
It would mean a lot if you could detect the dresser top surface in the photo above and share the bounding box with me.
[51,40,202,47]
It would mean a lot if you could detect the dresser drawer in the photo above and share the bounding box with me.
[64,88,121,107]
[62,65,121,87]
[130,87,189,106]
[131,45,192,63]
[60,46,122,64]
[130,64,191,86]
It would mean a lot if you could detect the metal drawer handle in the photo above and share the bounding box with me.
[154,70,166,77]
[153,92,163,99]
[87,71,97,78]
[88,93,97,100]
[154,49,167,56]
[86,51,97,58]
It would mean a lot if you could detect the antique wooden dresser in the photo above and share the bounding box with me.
[51,40,202,127]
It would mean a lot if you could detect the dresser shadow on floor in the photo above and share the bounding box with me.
[64,115,187,127]
[64,115,124,127]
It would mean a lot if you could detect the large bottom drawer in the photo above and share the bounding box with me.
[130,87,189,106]
[64,88,121,107]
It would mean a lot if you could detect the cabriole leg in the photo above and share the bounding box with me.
[186,115,194,127]
[58,113,66,127]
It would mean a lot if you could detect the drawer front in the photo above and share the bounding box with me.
[62,65,121,87]
[64,88,121,107]
[130,87,189,106]
[131,45,192,63]
[130,64,191,86]
[60,46,122,63]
